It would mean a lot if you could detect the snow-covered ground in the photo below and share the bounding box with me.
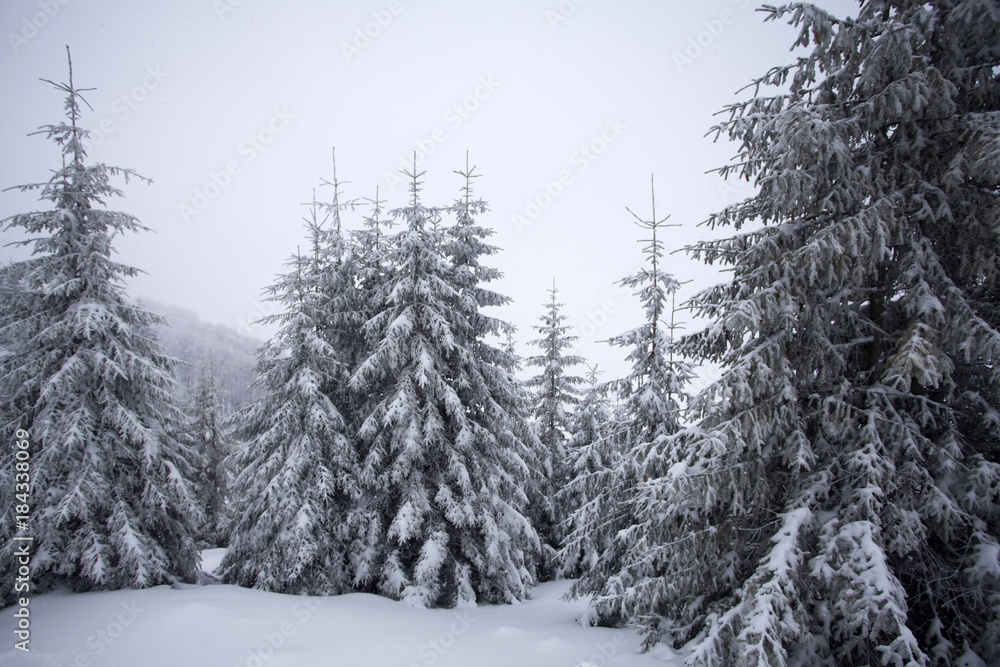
[1,550,683,667]
[200,547,228,577]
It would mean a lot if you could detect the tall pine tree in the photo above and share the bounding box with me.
[599,4,1000,665]
[185,365,233,548]
[524,281,584,579]
[446,155,550,583]
[221,199,360,595]
[565,178,692,622]
[315,152,368,438]
[0,50,201,601]
[350,163,538,607]
[557,364,617,580]
[444,152,513,351]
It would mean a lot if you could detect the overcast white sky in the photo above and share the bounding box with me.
[1,0,858,382]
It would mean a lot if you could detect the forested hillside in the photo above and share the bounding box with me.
[149,301,262,417]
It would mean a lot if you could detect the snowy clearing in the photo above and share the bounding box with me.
[201,547,228,576]
[1,551,682,667]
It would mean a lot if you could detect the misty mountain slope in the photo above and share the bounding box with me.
[147,301,263,417]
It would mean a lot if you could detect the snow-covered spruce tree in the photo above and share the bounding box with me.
[565,177,692,619]
[220,201,360,595]
[314,152,369,435]
[445,155,550,583]
[524,281,584,579]
[185,365,233,548]
[351,186,392,355]
[353,185,392,293]
[556,364,617,579]
[505,342,552,585]
[445,152,510,345]
[593,4,1000,665]
[350,165,538,607]
[0,51,201,602]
